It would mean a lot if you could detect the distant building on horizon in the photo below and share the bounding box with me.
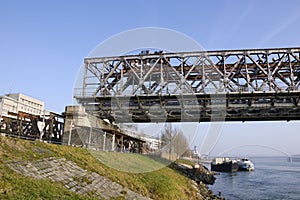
[0,93,45,118]
[191,145,200,159]
[118,124,162,152]
[140,135,162,152]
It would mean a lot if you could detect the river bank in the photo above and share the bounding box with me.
[0,135,222,199]
[171,159,224,199]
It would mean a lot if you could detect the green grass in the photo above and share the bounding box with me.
[91,150,171,173]
[0,135,213,199]
[175,159,196,167]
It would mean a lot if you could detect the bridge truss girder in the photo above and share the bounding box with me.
[75,47,300,122]
[0,112,64,143]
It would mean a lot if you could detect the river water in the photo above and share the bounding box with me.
[207,157,300,200]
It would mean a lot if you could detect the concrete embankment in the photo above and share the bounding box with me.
[7,157,151,200]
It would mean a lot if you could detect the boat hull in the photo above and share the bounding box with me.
[237,159,255,171]
[238,167,254,171]
[211,161,239,173]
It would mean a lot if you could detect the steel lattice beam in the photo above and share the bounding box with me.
[0,112,64,143]
[74,47,300,122]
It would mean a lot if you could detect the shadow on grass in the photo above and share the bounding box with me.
[89,150,174,173]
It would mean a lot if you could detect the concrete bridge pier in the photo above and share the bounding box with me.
[63,105,145,153]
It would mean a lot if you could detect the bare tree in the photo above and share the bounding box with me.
[160,124,189,160]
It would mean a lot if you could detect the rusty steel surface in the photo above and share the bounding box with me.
[0,111,64,143]
[74,47,300,122]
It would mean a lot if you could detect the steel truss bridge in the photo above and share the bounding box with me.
[75,47,300,123]
[0,111,64,143]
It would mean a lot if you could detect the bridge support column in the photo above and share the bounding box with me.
[103,132,106,151]
[88,126,92,148]
[112,133,115,151]
[68,120,72,146]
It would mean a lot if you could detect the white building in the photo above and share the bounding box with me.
[118,124,162,152]
[0,93,45,118]
[140,135,162,152]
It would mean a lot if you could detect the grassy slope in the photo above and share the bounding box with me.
[0,135,206,199]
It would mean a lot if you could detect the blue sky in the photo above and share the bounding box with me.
[1,0,300,156]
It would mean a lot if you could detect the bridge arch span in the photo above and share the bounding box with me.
[217,144,291,158]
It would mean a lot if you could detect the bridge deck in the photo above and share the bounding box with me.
[76,91,300,122]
